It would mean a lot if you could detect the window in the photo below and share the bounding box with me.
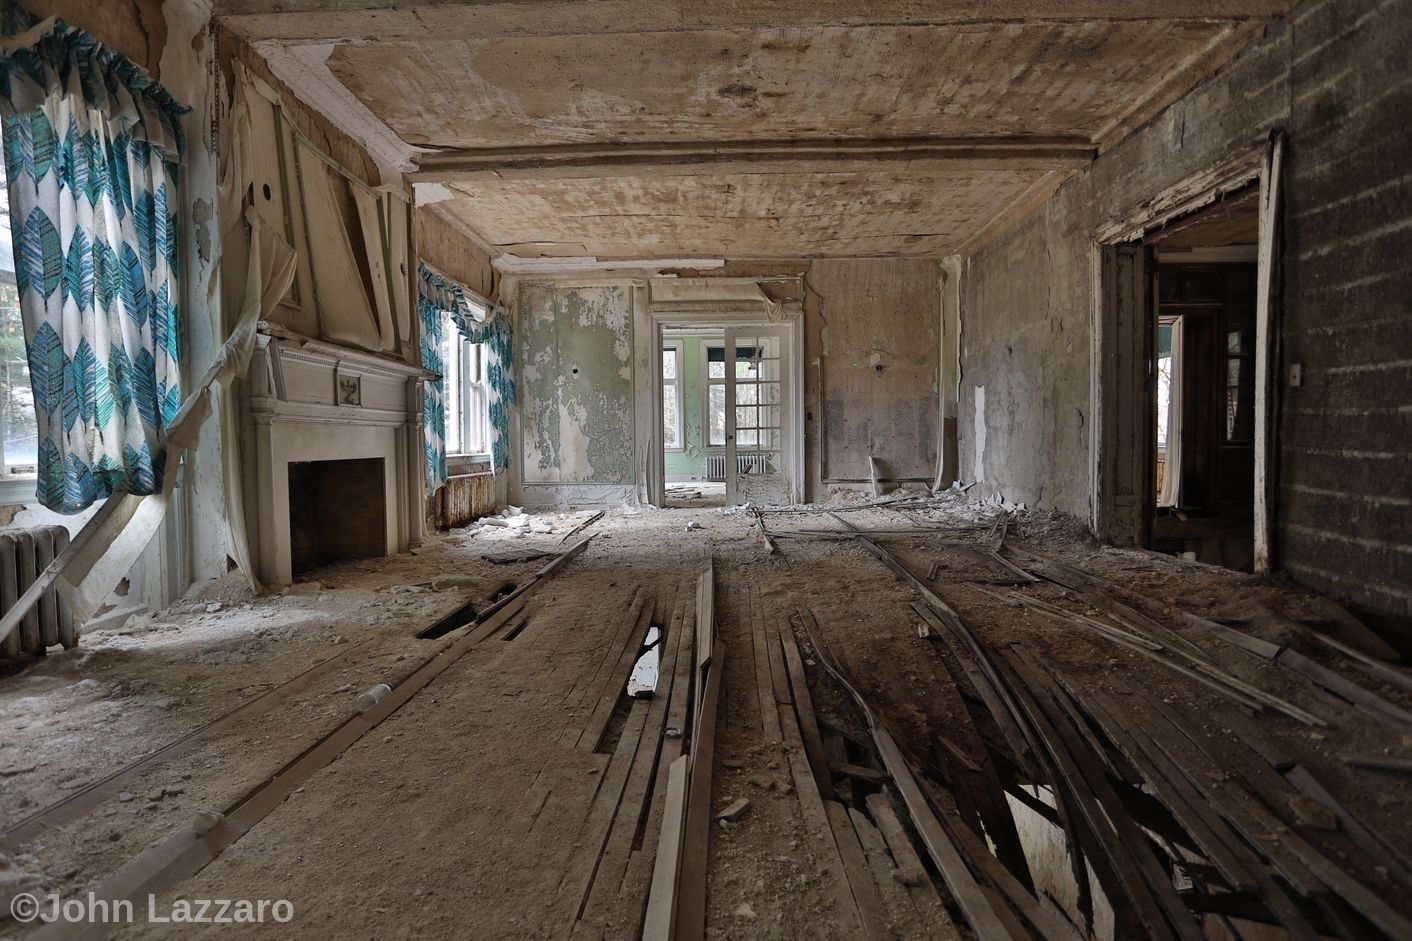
[662,343,683,450]
[704,344,764,448]
[0,143,37,488]
[440,308,491,457]
[705,343,726,448]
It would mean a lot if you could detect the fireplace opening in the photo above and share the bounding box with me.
[288,458,387,575]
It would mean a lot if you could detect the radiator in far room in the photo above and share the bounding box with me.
[706,452,770,481]
[0,525,77,659]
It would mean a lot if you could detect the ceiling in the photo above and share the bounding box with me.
[219,1,1293,260]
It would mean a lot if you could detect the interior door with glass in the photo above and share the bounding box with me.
[723,327,788,506]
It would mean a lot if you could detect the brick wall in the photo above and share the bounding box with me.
[959,0,1412,618]
[288,458,387,575]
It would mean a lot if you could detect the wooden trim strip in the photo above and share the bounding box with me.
[30,538,593,941]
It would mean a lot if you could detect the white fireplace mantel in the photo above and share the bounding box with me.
[244,328,431,586]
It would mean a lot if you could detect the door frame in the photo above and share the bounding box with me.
[1090,133,1283,571]
[639,304,804,508]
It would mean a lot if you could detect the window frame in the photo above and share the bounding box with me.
[441,309,492,462]
[661,340,684,452]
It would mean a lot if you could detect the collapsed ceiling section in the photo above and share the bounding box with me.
[219,0,1294,259]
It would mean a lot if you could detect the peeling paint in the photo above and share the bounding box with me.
[192,197,213,263]
[519,282,634,485]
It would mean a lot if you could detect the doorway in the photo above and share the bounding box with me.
[1090,137,1281,572]
[652,316,800,509]
[1146,186,1259,568]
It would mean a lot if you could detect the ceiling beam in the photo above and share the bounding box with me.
[218,0,1297,43]
[410,137,1096,183]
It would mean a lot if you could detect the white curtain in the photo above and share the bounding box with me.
[1158,318,1183,508]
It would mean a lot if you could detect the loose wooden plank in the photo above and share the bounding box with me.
[2,638,374,846]
[560,509,605,545]
[1304,629,1412,694]
[1281,763,1412,888]
[850,807,927,933]
[1004,648,1205,941]
[800,610,1011,940]
[620,595,696,917]
[824,802,892,940]
[1182,611,1412,732]
[769,617,864,935]
[558,700,653,925]
[864,794,946,918]
[1340,753,1412,774]
[674,632,723,941]
[578,597,657,751]
[778,621,837,801]
[925,779,1086,941]
[580,591,688,927]
[1079,690,1259,893]
[641,755,688,941]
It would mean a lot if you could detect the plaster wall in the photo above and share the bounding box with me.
[515,282,635,506]
[958,0,1412,617]
[510,259,945,506]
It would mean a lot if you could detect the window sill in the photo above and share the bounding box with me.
[0,477,37,507]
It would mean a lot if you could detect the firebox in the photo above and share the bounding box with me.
[288,458,388,575]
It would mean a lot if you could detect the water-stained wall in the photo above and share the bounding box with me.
[517,283,635,494]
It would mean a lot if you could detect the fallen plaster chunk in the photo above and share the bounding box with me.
[716,798,751,822]
[191,810,225,835]
[429,574,478,591]
[685,521,703,531]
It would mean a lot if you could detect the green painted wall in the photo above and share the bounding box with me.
[518,283,635,483]
[664,334,719,480]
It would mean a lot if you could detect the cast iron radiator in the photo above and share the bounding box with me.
[0,525,77,659]
[440,472,495,529]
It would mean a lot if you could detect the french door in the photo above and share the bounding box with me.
[723,327,788,506]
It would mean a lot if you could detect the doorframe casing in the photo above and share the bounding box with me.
[1089,133,1283,571]
[638,302,804,508]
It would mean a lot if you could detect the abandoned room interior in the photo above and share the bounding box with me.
[0,0,1409,938]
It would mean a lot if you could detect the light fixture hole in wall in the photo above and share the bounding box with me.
[262,183,271,201]
[572,367,579,375]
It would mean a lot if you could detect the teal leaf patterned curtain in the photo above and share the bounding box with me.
[0,8,187,512]
[417,263,514,484]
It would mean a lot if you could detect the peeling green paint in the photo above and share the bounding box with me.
[518,282,634,484]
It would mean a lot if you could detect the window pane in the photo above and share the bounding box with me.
[0,145,36,478]
[442,314,462,454]
[663,384,680,448]
[737,383,758,405]
[1225,357,1252,442]
[736,405,757,430]
[662,348,677,380]
[708,384,725,446]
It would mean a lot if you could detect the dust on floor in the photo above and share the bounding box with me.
[0,494,1407,938]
